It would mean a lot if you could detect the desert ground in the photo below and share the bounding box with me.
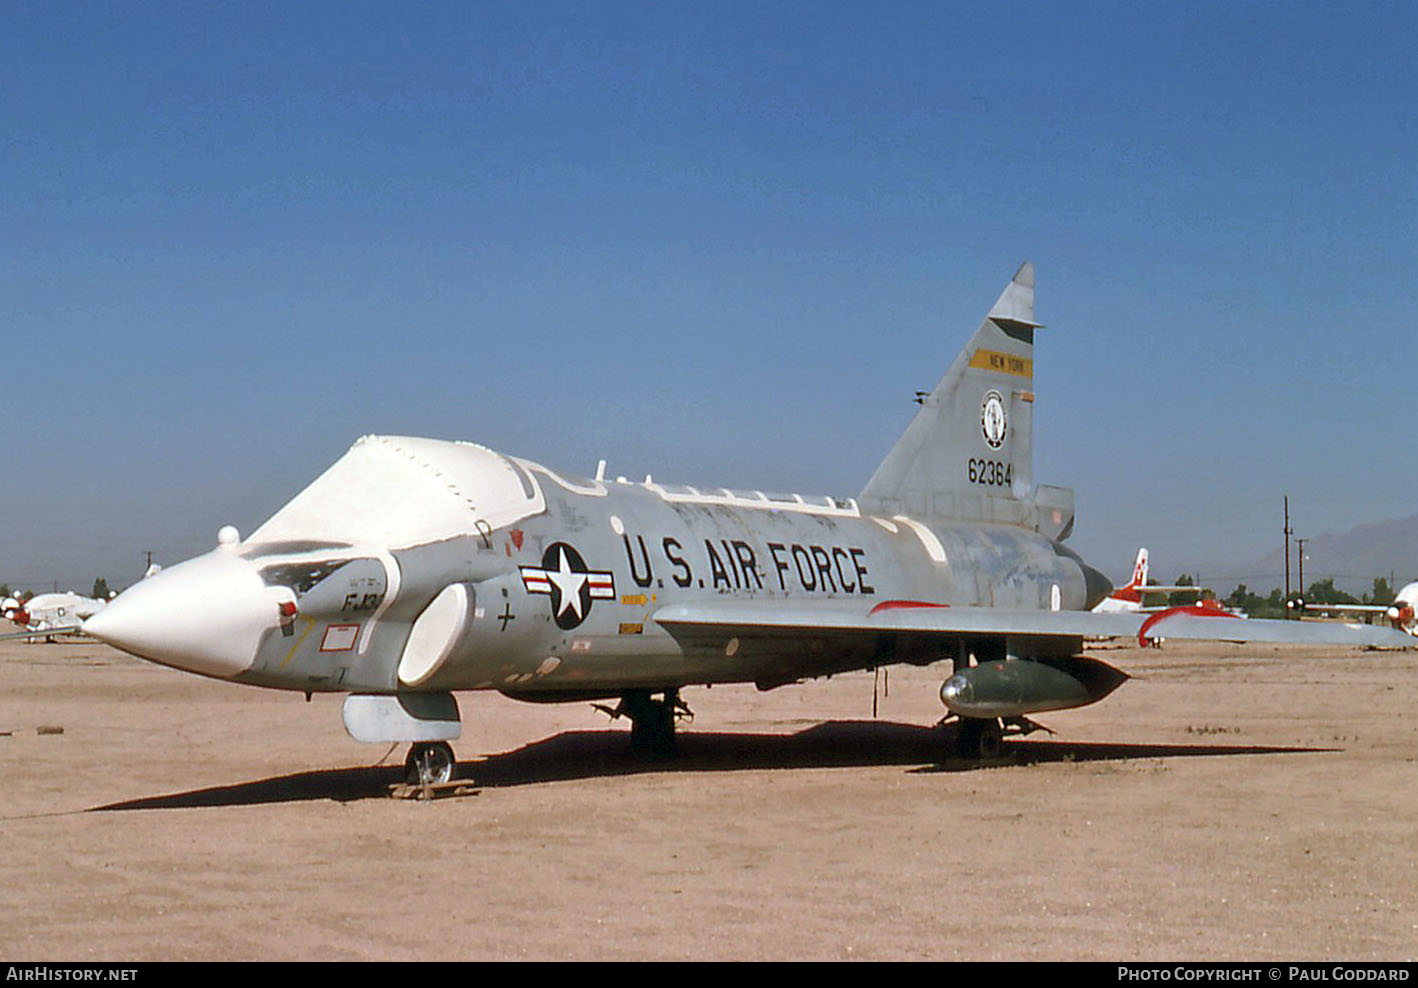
[1,634,1415,961]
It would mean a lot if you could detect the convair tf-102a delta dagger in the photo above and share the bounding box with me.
[75,264,1415,781]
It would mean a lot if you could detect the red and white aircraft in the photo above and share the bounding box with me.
[2,591,111,640]
[1092,548,1209,613]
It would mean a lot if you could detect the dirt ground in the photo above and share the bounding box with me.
[1,635,1415,961]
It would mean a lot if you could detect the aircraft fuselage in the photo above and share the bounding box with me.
[106,443,1103,699]
[76,265,1413,771]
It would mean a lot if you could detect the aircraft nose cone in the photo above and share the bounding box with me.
[1080,563,1114,611]
[83,549,275,679]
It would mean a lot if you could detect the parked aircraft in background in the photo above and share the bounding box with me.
[70,263,1414,782]
[1092,548,1208,613]
[3,590,110,640]
[1290,582,1418,636]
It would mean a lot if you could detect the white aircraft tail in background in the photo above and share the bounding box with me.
[1093,548,1208,613]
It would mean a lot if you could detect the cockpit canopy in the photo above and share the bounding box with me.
[249,435,545,550]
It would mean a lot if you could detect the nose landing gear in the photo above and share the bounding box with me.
[404,741,456,786]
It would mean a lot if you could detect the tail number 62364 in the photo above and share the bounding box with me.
[968,459,1012,487]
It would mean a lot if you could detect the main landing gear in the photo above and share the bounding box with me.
[946,715,1054,760]
[939,639,1068,761]
[955,717,1004,760]
[404,741,456,786]
[596,689,692,758]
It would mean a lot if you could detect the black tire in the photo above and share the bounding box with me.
[977,721,1003,759]
[629,700,677,758]
[956,718,1003,760]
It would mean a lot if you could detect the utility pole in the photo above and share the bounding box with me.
[1296,538,1308,601]
[1283,496,1293,606]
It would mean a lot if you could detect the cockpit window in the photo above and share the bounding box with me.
[258,560,352,595]
[239,541,353,560]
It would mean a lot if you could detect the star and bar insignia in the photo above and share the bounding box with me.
[519,542,615,630]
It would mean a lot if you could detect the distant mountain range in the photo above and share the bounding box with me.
[1201,512,1418,596]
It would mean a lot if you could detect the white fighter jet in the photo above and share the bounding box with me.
[55,263,1412,781]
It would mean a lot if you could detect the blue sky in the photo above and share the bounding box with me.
[3,1,1415,592]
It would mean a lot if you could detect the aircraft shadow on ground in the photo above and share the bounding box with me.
[87,721,1336,812]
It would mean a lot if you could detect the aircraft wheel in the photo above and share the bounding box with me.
[626,694,677,759]
[405,741,456,786]
[956,718,1003,760]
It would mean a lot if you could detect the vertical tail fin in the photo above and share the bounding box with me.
[860,262,1069,534]
[1130,548,1149,590]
